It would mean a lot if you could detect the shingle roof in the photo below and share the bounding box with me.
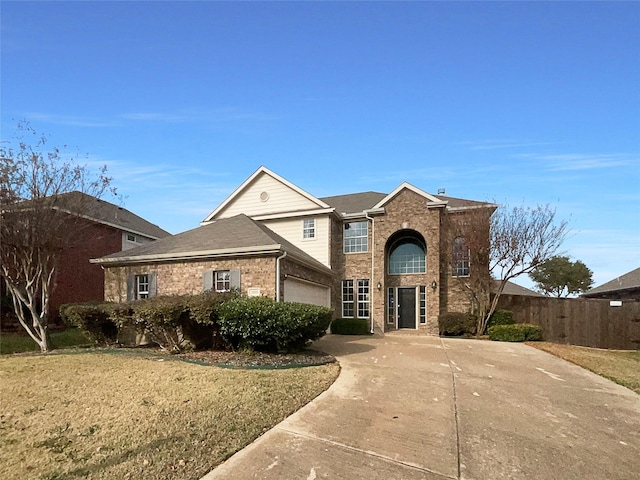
[319,192,387,215]
[320,190,494,215]
[53,191,170,239]
[582,267,640,297]
[493,280,545,297]
[92,214,331,273]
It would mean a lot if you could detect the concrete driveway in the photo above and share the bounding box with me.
[202,333,640,480]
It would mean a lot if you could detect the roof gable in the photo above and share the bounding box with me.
[373,182,447,209]
[202,166,331,222]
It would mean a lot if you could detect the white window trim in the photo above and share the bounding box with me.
[136,274,149,299]
[357,279,370,318]
[342,280,354,318]
[215,270,231,292]
[302,218,316,240]
[344,221,368,254]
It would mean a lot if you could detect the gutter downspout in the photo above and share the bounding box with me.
[275,251,287,302]
[365,212,375,334]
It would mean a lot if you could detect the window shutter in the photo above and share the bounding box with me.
[148,273,158,298]
[126,275,135,301]
[230,269,241,291]
[203,270,214,291]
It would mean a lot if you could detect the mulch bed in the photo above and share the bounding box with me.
[178,349,336,369]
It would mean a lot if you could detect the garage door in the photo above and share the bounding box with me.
[284,278,331,307]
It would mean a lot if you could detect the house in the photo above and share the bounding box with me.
[47,192,171,319]
[92,167,496,334]
[493,280,545,297]
[581,267,640,301]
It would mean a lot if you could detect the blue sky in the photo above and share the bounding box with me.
[2,1,639,289]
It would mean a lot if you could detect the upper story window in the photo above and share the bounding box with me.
[303,218,315,239]
[388,240,426,274]
[452,237,470,277]
[344,221,368,253]
[126,233,140,243]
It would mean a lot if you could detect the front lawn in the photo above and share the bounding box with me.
[0,351,339,480]
[530,342,640,394]
[0,328,92,354]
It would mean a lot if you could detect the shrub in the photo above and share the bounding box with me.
[129,295,191,353]
[487,323,543,342]
[217,296,332,352]
[330,318,370,335]
[184,291,237,350]
[487,309,515,328]
[59,303,118,344]
[439,312,477,336]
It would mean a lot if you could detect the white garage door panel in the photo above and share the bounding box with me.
[284,278,330,307]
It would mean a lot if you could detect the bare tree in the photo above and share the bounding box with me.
[445,203,568,334]
[0,122,114,352]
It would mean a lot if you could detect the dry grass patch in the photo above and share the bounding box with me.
[530,342,640,394]
[0,352,339,480]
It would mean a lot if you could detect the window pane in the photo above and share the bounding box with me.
[419,286,426,324]
[342,280,354,317]
[387,287,395,324]
[452,237,470,276]
[388,241,426,274]
[136,274,149,299]
[303,219,315,239]
[216,270,231,292]
[344,221,368,253]
[357,279,370,318]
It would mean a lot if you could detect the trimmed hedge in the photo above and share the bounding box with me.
[217,296,332,352]
[439,312,477,336]
[487,309,515,328]
[487,323,543,342]
[330,318,371,335]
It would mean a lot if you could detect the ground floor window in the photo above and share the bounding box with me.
[357,279,370,318]
[342,280,354,317]
[215,270,231,292]
[136,274,149,299]
[419,285,426,324]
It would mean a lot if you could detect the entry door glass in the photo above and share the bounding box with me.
[398,288,416,329]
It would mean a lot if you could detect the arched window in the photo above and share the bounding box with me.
[452,237,470,277]
[388,240,426,274]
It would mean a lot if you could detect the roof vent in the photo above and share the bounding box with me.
[437,188,445,195]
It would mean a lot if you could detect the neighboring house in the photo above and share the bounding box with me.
[47,192,171,319]
[581,267,640,301]
[93,167,496,334]
[493,280,545,297]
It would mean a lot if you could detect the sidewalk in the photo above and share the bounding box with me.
[201,334,640,480]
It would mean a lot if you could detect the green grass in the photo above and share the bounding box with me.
[530,342,640,394]
[0,328,93,354]
[0,352,339,480]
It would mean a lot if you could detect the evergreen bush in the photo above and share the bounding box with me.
[487,323,543,342]
[330,318,371,335]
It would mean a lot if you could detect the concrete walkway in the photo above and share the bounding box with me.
[202,334,640,480]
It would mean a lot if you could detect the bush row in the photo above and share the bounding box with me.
[330,318,371,335]
[487,323,543,342]
[60,292,332,353]
[438,312,478,336]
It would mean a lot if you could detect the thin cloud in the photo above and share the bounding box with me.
[515,152,640,171]
[24,112,119,128]
[459,139,554,151]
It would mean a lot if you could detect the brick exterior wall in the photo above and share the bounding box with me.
[50,220,123,320]
[104,256,278,302]
[329,189,487,335]
[103,255,334,306]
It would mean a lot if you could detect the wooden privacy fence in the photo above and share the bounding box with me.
[495,294,640,350]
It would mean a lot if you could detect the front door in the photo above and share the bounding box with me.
[398,287,416,329]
